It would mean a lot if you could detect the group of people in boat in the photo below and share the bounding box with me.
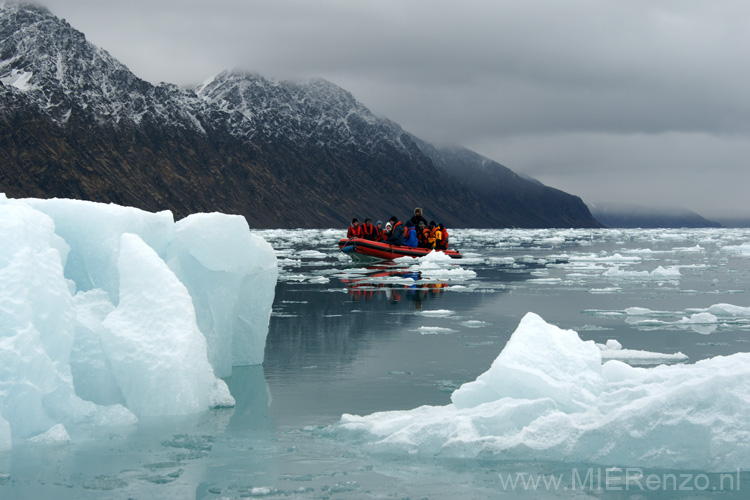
[346,207,450,250]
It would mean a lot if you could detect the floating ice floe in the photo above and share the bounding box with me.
[721,243,750,256]
[705,303,750,317]
[0,196,278,450]
[597,339,688,365]
[335,312,750,471]
[571,253,641,264]
[586,302,750,333]
[603,265,681,280]
[624,307,673,317]
[587,287,622,294]
[407,260,477,281]
[417,326,456,335]
[418,309,455,318]
[298,250,328,259]
[461,320,490,328]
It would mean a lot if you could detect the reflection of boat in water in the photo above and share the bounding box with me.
[340,266,448,308]
[338,237,461,261]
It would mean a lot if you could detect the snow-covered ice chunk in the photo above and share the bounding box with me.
[418,309,454,317]
[451,313,603,412]
[721,243,750,256]
[623,307,675,318]
[28,424,70,445]
[336,312,750,471]
[603,265,681,279]
[681,312,718,324]
[408,261,477,281]
[101,234,233,416]
[418,326,455,335]
[677,312,719,334]
[706,303,750,317]
[461,320,489,328]
[597,339,688,365]
[418,250,454,263]
[298,250,327,259]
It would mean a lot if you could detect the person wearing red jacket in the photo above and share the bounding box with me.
[347,218,362,238]
[436,223,449,249]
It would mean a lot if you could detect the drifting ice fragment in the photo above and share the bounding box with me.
[597,339,688,364]
[451,313,603,412]
[337,312,750,471]
[28,424,70,445]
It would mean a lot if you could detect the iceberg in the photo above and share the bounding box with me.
[0,195,277,449]
[336,312,750,472]
[100,233,231,416]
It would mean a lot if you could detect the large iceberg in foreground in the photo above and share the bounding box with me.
[336,313,750,472]
[0,195,277,450]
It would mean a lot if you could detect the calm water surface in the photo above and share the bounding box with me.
[3,228,750,499]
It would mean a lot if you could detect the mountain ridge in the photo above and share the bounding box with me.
[1,2,602,229]
[589,202,722,229]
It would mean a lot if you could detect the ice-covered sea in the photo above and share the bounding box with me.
[4,227,750,498]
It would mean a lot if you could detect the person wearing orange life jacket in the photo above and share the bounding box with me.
[347,218,362,239]
[385,216,404,245]
[417,221,431,248]
[360,218,378,240]
[375,220,386,241]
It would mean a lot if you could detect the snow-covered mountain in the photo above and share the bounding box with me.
[196,71,420,157]
[0,4,206,129]
[0,2,600,228]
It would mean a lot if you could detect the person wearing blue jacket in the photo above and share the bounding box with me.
[403,221,419,248]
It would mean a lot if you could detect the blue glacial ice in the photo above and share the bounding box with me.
[0,196,277,450]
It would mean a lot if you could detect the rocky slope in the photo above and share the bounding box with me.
[0,3,601,228]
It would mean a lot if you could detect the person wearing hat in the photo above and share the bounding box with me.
[410,207,428,228]
[347,217,362,239]
[385,216,404,245]
[375,220,386,241]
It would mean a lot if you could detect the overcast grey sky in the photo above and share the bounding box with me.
[42,0,750,219]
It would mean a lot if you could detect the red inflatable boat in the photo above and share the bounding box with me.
[338,238,462,261]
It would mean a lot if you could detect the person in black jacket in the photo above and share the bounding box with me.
[410,207,428,228]
[385,216,404,245]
